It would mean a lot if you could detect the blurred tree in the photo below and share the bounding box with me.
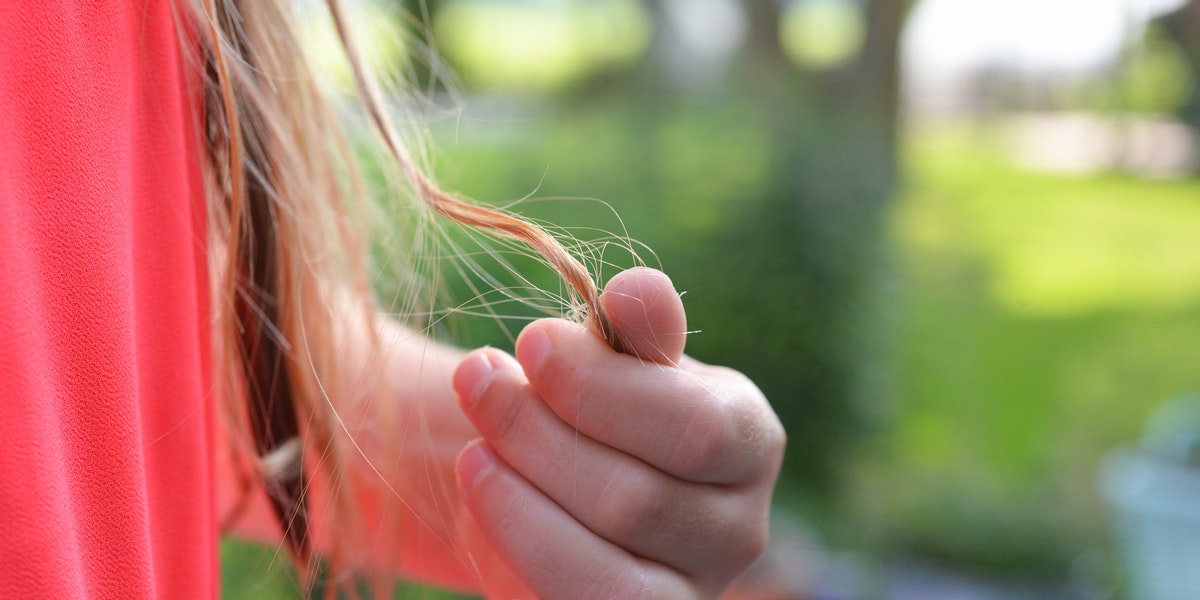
[396,0,448,94]
[636,0,748,92]
[398,0,439,19]
[643,0,700,87]
[753,0,908,488]
[635,0,914,493]
[1158,0,1200,158]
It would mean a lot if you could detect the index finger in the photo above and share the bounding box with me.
[514,319,783,486]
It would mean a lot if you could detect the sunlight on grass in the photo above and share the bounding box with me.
[897,124,1200,316]
[299,2,409,94]
[434,0,650,92]
[848,120,1200,575]
[780,0,864,69]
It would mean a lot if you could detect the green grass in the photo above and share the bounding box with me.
[220,539,300,600]
[847,122,1200,576]
[220,538,476,599]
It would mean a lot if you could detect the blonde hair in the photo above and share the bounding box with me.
[188,0,622,589]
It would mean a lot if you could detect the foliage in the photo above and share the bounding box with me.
[433,0,650,93]
[220,539,299,600]
[1122,25,1192,115]
[847,123,1200,576]
[220,539,475,599]
[781,0,866,69]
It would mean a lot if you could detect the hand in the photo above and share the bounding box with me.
[452,268,786,599]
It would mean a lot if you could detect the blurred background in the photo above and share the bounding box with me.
[224,0,1200,597]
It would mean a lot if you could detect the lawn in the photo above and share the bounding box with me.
[847,121,1200,580]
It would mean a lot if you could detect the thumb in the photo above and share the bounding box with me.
[598,267,687,365]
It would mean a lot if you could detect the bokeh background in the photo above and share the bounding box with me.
[223,0,1200,597]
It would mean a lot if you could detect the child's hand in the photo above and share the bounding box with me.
[453,268,786,599]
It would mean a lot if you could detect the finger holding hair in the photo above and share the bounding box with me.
[452,346,769,580]
[454,267,785,597]
[516,269,785,487]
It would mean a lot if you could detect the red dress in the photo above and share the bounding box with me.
[0,1,217,596]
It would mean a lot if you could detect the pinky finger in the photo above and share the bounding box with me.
[455,440,697,600]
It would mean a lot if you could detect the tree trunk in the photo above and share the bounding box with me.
[712,0,912,487]
[1159,0,1200,163]
[742,0,786,68]
[851,0,910,181]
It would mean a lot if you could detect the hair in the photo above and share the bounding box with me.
[187,0,624,589]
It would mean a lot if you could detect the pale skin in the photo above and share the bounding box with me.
[224,267,786,598]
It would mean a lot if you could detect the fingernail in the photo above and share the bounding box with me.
[457,440,497,490]
[453,353,494,408]
[517,327,551,371]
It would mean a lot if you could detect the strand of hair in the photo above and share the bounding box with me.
[323,0,624,353]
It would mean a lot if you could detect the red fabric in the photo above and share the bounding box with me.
[0,1,216,597]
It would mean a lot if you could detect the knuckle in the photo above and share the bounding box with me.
[693,498,769,585]
[730,513,770,570]
[483,381,534,446]
[732,486,775,565]
[485,478,528,540]
[765,412,787,465]
[580,563,651,600]
[580,562,650,600]
[592,467,665,543]
[618,563,652,600]
[535,350,582,400]
[741,396,787,480]
[692,383,788,483]
[675,395,736,478]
